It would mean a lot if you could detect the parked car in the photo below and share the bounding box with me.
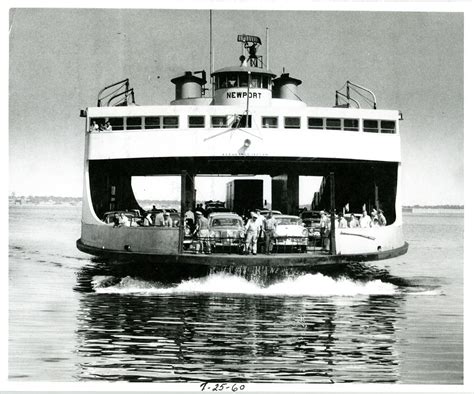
[273,214,308,252]
[209,212,245,251]
[300,210,322,244]
[259,209,282,216]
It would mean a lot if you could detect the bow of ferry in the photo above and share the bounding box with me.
[77,34,408,279]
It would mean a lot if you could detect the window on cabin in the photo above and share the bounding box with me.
[284,117,301,129]
[250,75,261,88]
[211,116,227,128]
[343,119,359,131]
[262,76,269,89]
[189,116,205,128]
[239,73,249,88]
[109,117,124,131]
[262,116,278,128]
[89,118,105,132]
[308,117,323,129]
[145,117,161,129]
[326,118,341,130]
[381,120,396,134]
[232,115,252,128]
[217,75,227,89]
[227,74,237,88]
[163,116,179,129]
[363,119,379,133]
[126,117,142,130]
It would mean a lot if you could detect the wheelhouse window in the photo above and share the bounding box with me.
[145,117,161,129]
[308,117,323,129]
[239,73,249,88]
[284,117,301,129]
[326,118,341,130]
[108,117,124,131]
[163,116,179,129]
[381,120,396,134]
[343,119,359,132]
[363,119,379,133]
[262,116,278,128]
[250,75,262,88]
[227,74,238,88]
[262,76,270,89]
[189,116,205,128]
[126,117,142,130]
[211,116,227,128]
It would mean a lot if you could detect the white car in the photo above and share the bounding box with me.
[273,214,308,252]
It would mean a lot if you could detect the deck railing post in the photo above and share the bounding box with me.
[330,172,336,255]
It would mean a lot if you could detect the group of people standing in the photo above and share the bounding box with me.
[89,120,112,132]
[243,209,277,255]
[319,208,387,251]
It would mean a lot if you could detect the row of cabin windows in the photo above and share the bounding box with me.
[89,116,396,134]
[263,117,396,133]
[214,73,272,90]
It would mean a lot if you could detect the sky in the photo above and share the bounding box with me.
[8,6,465,205]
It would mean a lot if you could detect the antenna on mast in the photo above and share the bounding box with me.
[209,10,214,97]
[266,27,269,70]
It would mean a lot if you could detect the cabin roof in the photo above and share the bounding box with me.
[211,66,276,77]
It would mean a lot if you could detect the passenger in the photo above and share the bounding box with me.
[184,207,195,224]
[118,213,130,227]
[255,209,264,239]
[162,212,173,227]
[112,213,120,227]
[89,121,99,132]
[193,211,211,254]
[263,211,277,255]
[348,214,360,228]
[245,212,260,255]
[371,208,378,220]
[319,211,330,250]
[359,210,372,228]
[154,210,165,226]
[377,209,387,226]
[141,213,152,227]
[104,121,112,131]
[337,213,348,228]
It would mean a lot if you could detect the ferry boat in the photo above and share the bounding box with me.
[76,33,408,280]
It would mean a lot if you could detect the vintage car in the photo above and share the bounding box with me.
[259,209,282,216]
[273,214,309,252]
[209,212,245,252]
[300,210,322,245]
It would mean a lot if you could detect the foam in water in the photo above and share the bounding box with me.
[93,272,398,296]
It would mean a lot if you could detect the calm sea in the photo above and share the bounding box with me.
[8,205,463,384]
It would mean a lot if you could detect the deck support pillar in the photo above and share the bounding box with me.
[329,171,336,255]
[271,173,299,215]
[180,170,195,254]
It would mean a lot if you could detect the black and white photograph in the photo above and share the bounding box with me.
[3,1,471,391]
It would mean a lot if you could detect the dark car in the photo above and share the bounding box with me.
[209,212,245,252]
[300,210,322,244]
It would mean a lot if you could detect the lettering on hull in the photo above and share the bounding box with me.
[226,91,262,99]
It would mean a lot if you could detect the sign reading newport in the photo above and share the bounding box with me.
[226,91,262,99]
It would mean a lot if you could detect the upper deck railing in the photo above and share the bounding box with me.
[97,79,136,107]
